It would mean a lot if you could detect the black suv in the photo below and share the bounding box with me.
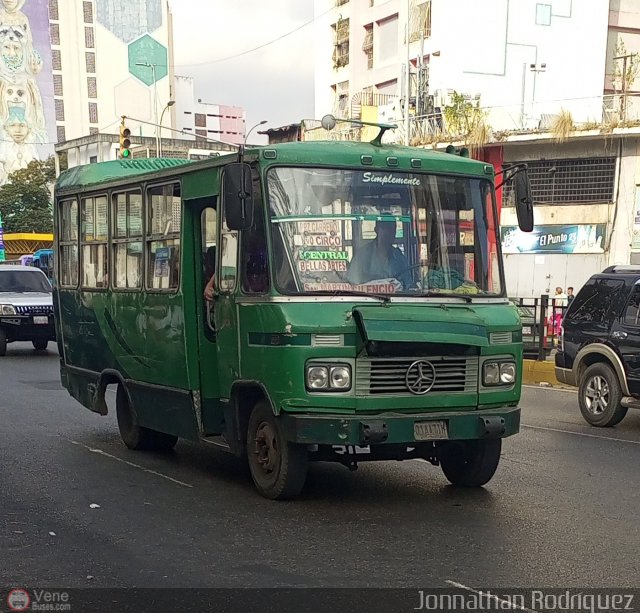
[556,266,640,427]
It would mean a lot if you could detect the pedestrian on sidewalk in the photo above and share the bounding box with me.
[567,286,575,305]
[553,287,568,343]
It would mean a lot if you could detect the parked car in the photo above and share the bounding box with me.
[0,265,56,356]
[555,265,640,426]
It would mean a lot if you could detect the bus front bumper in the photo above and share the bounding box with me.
[279,407,520,446]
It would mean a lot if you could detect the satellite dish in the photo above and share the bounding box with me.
[321,114,337,131]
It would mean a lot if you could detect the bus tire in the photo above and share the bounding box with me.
[440,439,501,487]
[247,401,308,500]
[116,385,178,452]
[0,328,6,356]
[33,339,48,351]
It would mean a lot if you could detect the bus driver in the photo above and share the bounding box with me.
[345,219,413,290]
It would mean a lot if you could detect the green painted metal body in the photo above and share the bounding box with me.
[54,143,521,452]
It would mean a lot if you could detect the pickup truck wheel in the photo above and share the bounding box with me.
[247,401,308,500]
[116,385,178,452]
[440,439,501,487]
[578,363,627,427]
[32,339,48,351]
[0,328,6,356]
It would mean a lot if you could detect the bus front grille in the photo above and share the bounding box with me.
[355,356,478,396]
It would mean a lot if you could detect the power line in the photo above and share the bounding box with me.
[173,7,333,68]
[123,115,240,149]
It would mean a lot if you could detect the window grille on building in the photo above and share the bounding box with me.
[49,0,59,21]
[86,52,96,73]
[54,74,63,96]
[89,127,98,135]
[409,1,431,42]
[88,102,98,124]
[85,27,95,48]
[194,113,206,128]
[83,1,94,23]
[503,157,617,205]
[87,77,97,98]
[336,0,349,5]
[57,126,66,143]
[52,49,62,71]
[332,18,350,68]
[195,129,207,144]
[55,99,65,122]
[363,25,373,69]
[50,23,60,46]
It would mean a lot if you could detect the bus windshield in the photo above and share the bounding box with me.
[267,167,503,297]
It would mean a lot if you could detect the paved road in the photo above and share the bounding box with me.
[2,343,640,591]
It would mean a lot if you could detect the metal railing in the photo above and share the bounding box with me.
[408,92,640,146]
[511,295,568,361]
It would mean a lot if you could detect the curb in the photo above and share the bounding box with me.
[522,359,571,388]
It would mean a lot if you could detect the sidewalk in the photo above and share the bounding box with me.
[522,350,571,388]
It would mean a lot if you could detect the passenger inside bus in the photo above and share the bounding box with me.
[345,219,414,290]
[203,246,216,301]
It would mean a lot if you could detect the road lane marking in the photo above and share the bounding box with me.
[522,424,640,446]
[445,580,539,613]
[69,440,193,488]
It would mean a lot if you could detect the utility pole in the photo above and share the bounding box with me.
[404,0,411,145]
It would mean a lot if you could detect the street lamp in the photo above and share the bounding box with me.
[158,100,175,158]
[135,61,159,154]
[244,120,267,145]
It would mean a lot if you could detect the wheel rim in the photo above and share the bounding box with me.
[252,421,281,479]
[584,375,610,415]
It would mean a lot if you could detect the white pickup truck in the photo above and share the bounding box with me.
[0,265,56,356]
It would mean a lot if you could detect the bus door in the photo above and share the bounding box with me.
[193,202,223,433]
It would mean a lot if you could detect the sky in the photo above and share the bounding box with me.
[169,1,316,143]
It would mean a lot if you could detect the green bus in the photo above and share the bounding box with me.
[53,134,533,499]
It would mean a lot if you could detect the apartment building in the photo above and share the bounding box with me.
[173,76,245,147]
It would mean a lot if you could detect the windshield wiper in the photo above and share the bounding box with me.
[422,292,473,303]
[306,290,391,303]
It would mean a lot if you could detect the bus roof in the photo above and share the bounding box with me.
[55,141,492,194]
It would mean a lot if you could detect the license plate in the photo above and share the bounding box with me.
[414,420,448,441]
[33,316,48,325]
[522,326,532,336]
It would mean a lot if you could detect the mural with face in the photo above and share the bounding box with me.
[0,0,48,184]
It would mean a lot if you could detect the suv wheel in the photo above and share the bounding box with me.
[578,363,628,427]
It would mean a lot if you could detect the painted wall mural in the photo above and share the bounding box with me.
[0,0,54,184]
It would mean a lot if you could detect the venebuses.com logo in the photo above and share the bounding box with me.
[7,589,30,612]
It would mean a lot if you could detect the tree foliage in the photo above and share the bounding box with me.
[0,157,55,234]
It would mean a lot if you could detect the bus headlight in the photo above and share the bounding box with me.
[306,363,351,392]
[0,304,16,315]
[306,366,329,390]
[330,366,351,389]
[483,361,516,386]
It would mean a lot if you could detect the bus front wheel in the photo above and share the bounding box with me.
[116,385,178,452]
[247,402,308,500]
[440,439,501,487]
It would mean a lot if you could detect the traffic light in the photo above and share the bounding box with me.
[119,120,131,159]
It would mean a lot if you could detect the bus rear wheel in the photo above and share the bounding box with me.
[116,385,178,452]
[440,439,501,487]
[247,401,308,500]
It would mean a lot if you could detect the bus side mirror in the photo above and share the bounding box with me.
[223,162,254,231]
[514,168,534,232]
